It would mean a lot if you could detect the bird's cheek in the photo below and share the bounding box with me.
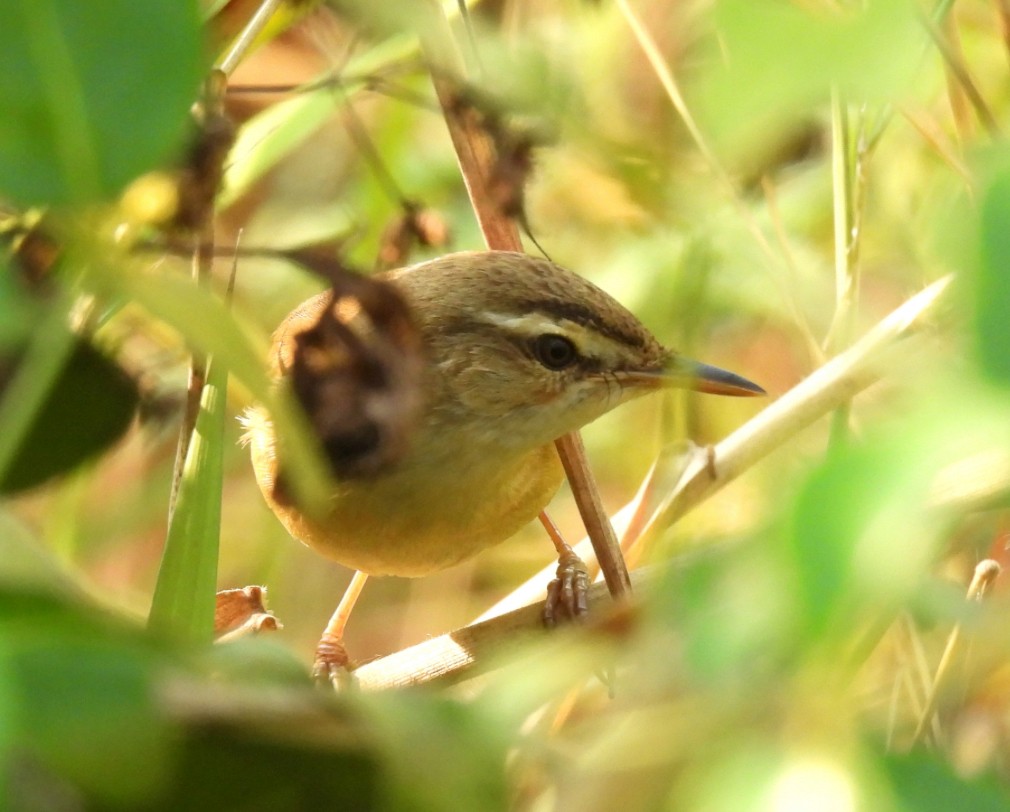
[444,368,524,415]
[545,382,611,431]
[447,361,566,411]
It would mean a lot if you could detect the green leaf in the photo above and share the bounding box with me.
[0,334,139,494]
[0,0,204,205]
[786,434,942,645]
[0,592,172,807]
[0,291,139,495]
[0,267,43,350]
[4,636,172,805]
[360,693,511,812]
[883,752,1010,812]
[649,542,789,686]
[148,355,227,644]
[158,726,378,811]
[975,166,1010,386]
[697,0,921,163]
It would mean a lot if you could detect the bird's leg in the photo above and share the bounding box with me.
[540,511,590,627]
[312,569,369,688]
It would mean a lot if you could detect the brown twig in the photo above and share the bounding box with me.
[420,3,630,604]
[555,432,630,599]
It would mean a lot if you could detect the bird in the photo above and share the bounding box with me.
[245,250,764,678]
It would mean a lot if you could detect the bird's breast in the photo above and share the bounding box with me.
[250,411,565,576]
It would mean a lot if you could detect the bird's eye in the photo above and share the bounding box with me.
[533,334,578,370]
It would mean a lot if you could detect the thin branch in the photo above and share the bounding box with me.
[353,567,655,691]
[555,432,630,600]
[420,2,630,604]
[217,0,285,77]
[639,276,951,540]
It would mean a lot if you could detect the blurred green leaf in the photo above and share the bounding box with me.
[0,287,139,496]
[682,741,788,812]
[0,268,43,351]
[785,386,1010,648]
[0,588,173,808]
[697,0,921,163]
[155,724,378,811]
[883,752,1010,812]
[787,433,940,645]
[652,542,789,685]
[975,165,1010,386]
[788,443,888,641]
[148,355,226,644]
[4,636,172,805]
[360,693,511,812]
[0,510,80,595]
[0,0,204,205]
[92,263,333,509]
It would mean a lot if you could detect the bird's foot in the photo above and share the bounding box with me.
[312,632,355,690]
[543,547,590,628]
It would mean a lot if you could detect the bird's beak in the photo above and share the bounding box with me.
[620,356,766,397]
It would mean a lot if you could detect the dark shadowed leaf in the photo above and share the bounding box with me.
[0,336,138,494]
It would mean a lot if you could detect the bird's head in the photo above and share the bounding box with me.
[387,251,764,454]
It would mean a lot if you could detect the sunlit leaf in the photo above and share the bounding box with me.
[148,355,226,644]
[219,87,340,210]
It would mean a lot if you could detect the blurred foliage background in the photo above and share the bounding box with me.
[3,0,1010,809]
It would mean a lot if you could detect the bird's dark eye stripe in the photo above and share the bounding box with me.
[532,334,578,371]
[439,317,585,371]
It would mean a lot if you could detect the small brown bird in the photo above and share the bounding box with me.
[246,251,763,675]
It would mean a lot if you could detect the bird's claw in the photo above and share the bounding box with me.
[311,632,354,690]
[543,549,590,628]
